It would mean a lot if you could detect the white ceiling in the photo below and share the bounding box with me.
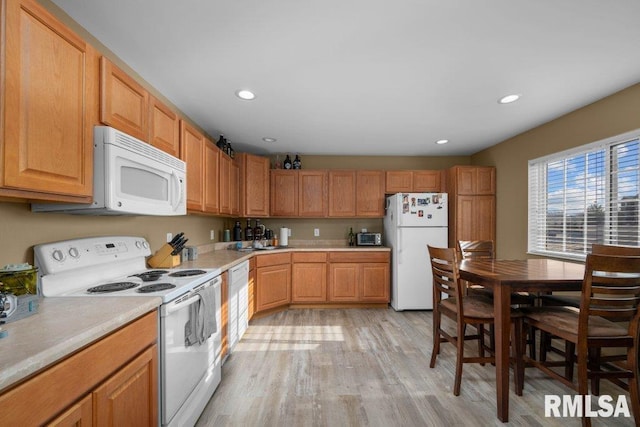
[51,0,640,157]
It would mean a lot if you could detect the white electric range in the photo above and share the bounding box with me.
[34,236,222,427]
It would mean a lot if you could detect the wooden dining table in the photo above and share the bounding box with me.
[458,258,585,422]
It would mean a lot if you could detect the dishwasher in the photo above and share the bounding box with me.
[228,260,250,352]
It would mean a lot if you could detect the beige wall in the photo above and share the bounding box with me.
[472,83,640,259]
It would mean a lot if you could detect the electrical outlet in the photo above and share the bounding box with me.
[314,228,320,237]
[166,232,172,242]
[361,228,367,233]
[210,230,215,240]
[288,229,292,237]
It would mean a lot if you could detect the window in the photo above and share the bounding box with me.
[528,129,640,260]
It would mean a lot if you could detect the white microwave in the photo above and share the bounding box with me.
[32,126,186,216]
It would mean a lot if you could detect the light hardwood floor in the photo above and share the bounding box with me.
[196,308,635,427]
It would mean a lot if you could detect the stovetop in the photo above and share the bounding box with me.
[34,236,220,303]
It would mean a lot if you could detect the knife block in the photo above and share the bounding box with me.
[147,244,181,268]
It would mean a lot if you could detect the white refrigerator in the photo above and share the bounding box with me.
[384,193,448,310]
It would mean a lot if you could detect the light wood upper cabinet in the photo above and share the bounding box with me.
[451,165,495,195]
[385,170,441,193]
[180,120,205,211]
[328,170,357,217]
[270,170,298,217]
[219,154,231,215]
[239,153,270,217]
[149,96,180,157]
[299,170,328,217]
[413,170,442,192]
[231,159,240,216]
[356,170,384,217]
[385,171,413,193]
[100,57,148,141]
[1,0,96,202]
[204,139,220,213]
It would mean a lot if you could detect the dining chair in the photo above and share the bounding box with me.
[428,245,524,396]
[538,244,640,379]
[519,254,640,427]
[457,240,536,358]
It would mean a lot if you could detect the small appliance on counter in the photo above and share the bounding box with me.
[0,264,39,325]
[356,232,382,246]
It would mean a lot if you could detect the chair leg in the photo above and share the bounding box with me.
[588,348,601,395]
[565,341,575,381]
[527,325,536,360]
[512,318,524,396]
[430,309,441,369]
[627,344,640,427]
[478,324,485,366]
[453,322,465,396]
[539,331,550,362]
[577,348,591,427]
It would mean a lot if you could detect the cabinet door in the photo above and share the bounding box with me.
[93,345,158,427]
[100,57,148,141]
[219,155,231,215]
[2,0,95,200]
[328,263,359,301]
[299,170,328,217]
[456,195,495,242]
[231,159,240,216]
[248,260,256,320]
[476,167,496,195]
[203,140,220,213]
[328,171,356,217]
[360,263,390,302]
[242,154,270,217]
[413,170,441,192]
[46,394,93,427]
[292,260,327,302]
[356,170,384,217]
[456,167,476,195]
[385,171,413,193]
[270,170,298,216]
[256,264,291,311]
[180,121,204,211]
[148,96,179,157]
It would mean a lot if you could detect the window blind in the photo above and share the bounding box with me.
[528,129,640,260]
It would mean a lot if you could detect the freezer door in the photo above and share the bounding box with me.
[396,193,448,227]
[391,226,448,310]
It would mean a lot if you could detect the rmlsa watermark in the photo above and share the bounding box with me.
[545,394,631,418]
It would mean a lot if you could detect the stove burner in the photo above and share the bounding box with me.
[146,270,169,275]
[137,283,176,293]
[88,282,138,293]
[131,272,162,282]
[168,269,207,277]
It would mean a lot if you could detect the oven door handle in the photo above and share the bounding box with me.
[165,293,200,315]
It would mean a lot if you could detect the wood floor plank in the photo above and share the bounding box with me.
[196,308,635,426]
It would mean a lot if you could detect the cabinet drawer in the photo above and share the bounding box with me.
[328,251,389,263]
[256,252,291,268]
[292,252,327,263]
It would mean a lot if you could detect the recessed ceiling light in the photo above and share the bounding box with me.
[262,137,277,143]
[498,94,521,104]
[236,89,256,100]
[435,139,449,145]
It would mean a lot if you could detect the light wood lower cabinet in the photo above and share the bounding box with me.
[256,253,291,312]
[0,311,158,426]
[248,257,256,319]
[291,252,327,302]
[328,252,390,303]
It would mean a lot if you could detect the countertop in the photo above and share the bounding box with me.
[0,244,388,393]
[180,243,391,271]
[0,296,161,393]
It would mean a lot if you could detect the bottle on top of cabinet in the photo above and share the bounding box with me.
[245,219,254,241]
[293,155,301,169]
[283,155,292,170]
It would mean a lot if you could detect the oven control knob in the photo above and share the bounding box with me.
[142,241,149,249]
[135,241,142,249]
[68,247,80,258]
[52,249,65,262]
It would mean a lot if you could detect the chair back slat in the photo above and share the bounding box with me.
[580,254,640,326]
[457,240,494,260]
[591,244,640,256]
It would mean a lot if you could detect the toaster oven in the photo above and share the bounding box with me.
[356,232,382,246]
